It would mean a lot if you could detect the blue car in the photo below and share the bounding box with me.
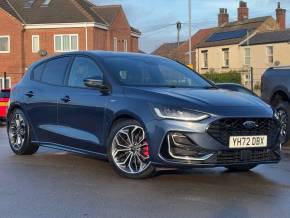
[7,51,281,179]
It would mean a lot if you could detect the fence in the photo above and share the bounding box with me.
[199,67,269,96]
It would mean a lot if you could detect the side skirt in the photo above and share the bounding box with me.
[32,141,108,159]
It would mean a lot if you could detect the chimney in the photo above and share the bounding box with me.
[276,2,286,30]
[218,8,229,26]
[237,1,249,21]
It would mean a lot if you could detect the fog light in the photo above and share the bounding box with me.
[167,133,212,161]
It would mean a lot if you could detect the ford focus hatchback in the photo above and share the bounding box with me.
[7,51,281,179]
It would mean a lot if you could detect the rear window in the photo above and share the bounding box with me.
[41,57,70,86]
[32,63,45,81]
[0,90,10,98]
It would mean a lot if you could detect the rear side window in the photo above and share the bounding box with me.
[41,57,70,85]
[32,63,45,81]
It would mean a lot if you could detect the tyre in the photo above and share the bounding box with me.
[7,109,39,155]
[226,164,257,172]
[274,101,290,144]
[107,119,155,179]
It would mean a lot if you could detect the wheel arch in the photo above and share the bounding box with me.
[270,90,290,106]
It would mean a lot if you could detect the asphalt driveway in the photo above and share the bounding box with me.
[0,127,290,218]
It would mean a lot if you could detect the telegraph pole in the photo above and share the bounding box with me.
[188,0,192,68]
[176,21,182,47]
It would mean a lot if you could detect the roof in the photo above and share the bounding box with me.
[178,28,215,51]
[152,41,185,55]
[0,0,141,33]
[241,29,290,46]
[197,16,272,48]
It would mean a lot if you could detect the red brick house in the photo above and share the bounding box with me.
[0,0,141,88]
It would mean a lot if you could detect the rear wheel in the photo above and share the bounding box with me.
[226,164,257,172]
[107,119,155,179]
[7,109,39,155]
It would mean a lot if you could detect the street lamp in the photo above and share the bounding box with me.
[176,21,182,47]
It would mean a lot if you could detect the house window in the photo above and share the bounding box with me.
[124,40,128,52]
[222,48,229,67]
[113,37,118,51]
[32,35,40,53]
[0,77,11,89]
[244,47,251,66]
[266,46,274,64]
[0,36,10,53]
[54,34,78,52]
[201,50,208,68]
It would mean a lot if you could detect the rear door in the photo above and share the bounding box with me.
[25,56,71,143]
[57,56,108,153]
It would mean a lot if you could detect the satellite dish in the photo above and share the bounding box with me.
[274,60,280,66]
[38,49,48,57]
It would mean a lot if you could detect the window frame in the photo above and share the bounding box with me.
[0,77,11,89]
[266,45,274,65]
[32,35,40,53]
[54,34,79,53]
[113,37,118,52]
[244,47,251,66]
[124,39,128,52]
[201,50,208,69]
[0,35,10,53]
[222,48,229,68]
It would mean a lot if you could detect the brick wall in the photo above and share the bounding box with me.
[0,7,139,87]
[0,9,24,86]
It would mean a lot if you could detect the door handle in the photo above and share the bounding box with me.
[25,91,34,98]
[61,95,71,103]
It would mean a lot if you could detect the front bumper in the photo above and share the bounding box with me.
[146,117,281,168]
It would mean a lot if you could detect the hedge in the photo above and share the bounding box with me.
[203,71,242,84]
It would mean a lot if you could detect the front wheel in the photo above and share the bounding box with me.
[7,109,39,155]
[226,164,257,172]
[107,119,155,179]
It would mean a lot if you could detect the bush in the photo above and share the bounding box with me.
[203,71,242,84]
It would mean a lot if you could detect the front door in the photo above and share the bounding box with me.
[57,56,108,154]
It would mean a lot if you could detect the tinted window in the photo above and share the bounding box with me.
[32,63,45,81]
[68,57,103,88]
[103,56,211,88]
[0,90,10,98]
[41,57,70,85]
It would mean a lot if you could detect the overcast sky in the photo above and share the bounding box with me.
[93,0,290,53]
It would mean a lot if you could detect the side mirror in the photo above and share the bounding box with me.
[84,78,110,92]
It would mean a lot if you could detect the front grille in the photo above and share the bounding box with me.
[207,118,279,147]
[217,149,279,164]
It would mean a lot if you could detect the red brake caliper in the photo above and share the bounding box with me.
[142,140,150,158]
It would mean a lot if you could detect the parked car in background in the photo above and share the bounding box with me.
[216,83,257,96]
[7,52,281,179]
[261,66,290,144]
[0,89,10,122]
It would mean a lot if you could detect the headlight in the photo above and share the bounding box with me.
[154,106,210,121]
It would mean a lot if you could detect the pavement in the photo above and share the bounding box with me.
[0,127,290,218]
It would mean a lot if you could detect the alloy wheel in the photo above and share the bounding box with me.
[8,113,26,151]
[111,125,150,174]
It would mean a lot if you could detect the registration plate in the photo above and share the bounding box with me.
[229,136,267,148]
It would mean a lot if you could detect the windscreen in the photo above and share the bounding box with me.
[104,56,212,88]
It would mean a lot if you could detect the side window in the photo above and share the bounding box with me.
[32,63,45,81]
[41,57,70,85]
[68,57,103,88]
